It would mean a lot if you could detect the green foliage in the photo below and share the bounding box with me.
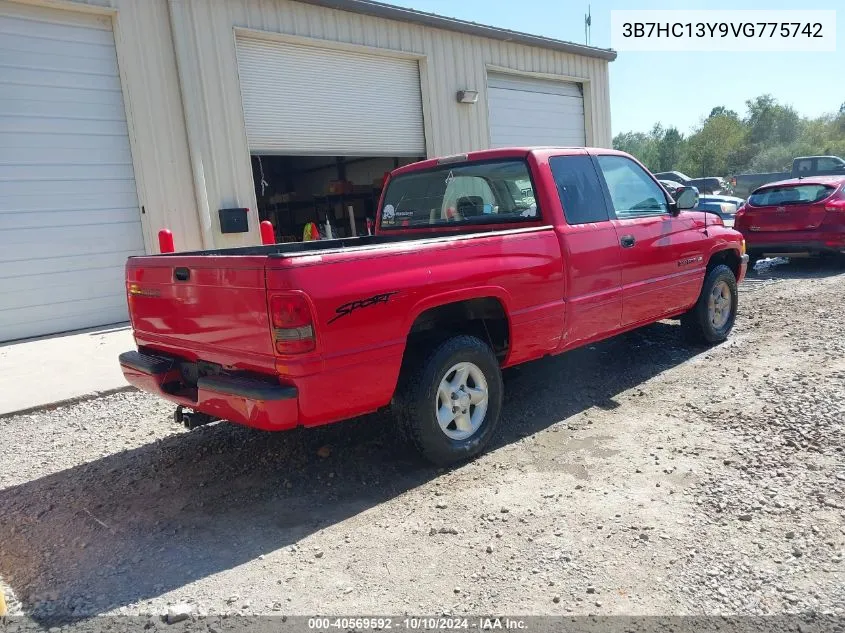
[612,95,845,177]
[678,114,746,177]
[708,106,738,120]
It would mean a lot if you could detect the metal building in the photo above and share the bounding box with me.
[0,0,616,341]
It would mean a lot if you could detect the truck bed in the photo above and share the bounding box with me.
[147,225,522,259]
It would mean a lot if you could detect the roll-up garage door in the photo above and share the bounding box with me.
[487,73,586,148]
[236,37,425,156]
[0,1,145,342]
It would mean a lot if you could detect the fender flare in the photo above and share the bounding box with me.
[403,285,514,343]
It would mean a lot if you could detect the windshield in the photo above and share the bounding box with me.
[748,184,835,207]
[379,159,538,230]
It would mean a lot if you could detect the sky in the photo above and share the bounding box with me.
[385,0,844,137]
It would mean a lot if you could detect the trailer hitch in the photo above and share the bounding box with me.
[173,405,217,430]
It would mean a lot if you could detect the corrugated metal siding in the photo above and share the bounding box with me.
[56,0,203,251]
[167,0,612,247]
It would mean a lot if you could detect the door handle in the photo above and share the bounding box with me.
[620,235,636,248]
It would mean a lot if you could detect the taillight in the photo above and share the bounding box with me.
[269,293,315,354]
[825,193,845,212]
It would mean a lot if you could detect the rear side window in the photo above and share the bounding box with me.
[549,155,609,224]
[379,159,538,230]
[748,184,835,207]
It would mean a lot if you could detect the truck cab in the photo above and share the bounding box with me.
[792,156,845,178]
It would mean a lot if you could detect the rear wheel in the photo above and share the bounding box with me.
[393,335,503,465]
[681,264,738,345]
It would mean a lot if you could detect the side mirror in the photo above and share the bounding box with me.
[674,186,699,210]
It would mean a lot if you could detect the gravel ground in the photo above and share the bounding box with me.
[1,258,843,628]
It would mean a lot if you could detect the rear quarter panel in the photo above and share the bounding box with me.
[266,227,565,425]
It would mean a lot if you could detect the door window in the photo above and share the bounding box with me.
[816,157,845,171]
[549,155,609,224]
[596,155,669,218]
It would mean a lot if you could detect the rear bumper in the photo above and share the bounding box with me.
[119,350,298,431]
[744,233,845,255]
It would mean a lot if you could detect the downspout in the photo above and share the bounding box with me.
[167,0,216,249]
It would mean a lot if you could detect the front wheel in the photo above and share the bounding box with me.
[393,335,503,466]
[681,264,738,345]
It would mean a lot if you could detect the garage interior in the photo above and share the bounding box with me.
[250,154,422,241]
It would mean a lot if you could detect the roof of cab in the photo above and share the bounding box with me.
[391,147,628,177]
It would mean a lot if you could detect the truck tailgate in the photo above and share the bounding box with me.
[125,255,275,366]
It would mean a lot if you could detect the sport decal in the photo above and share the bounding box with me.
[328,291,400,324]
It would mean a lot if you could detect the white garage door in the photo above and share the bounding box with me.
[0,2,144,342]
[487,73,586,148]
[236,37,425,156]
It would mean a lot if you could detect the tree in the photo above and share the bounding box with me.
[612,131,659,170]
[680,113,746,177]
[656,127,683,172]
[708,106,738,120]
[745,95,801,147]
[612,95,845,178]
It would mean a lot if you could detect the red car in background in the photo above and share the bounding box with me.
[734,176,845,266]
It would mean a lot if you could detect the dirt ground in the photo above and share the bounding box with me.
[1,258,843,626]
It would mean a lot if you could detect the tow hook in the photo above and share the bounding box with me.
[173,405,217,430]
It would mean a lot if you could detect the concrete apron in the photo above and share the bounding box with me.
[0,324,135,418]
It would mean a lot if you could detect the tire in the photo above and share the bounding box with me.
[747,253,760,271]
[393,335,503,466]
[681,264,738,345]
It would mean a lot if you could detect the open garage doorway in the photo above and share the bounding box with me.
[249,155,423,242]
[236,35,427,241]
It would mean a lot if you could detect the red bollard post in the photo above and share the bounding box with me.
[158,228,175,253]
[260,220,275,245]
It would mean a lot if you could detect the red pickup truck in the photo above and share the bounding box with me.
[120,148,748,464]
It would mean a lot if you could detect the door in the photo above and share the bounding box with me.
[487,73,586,148]
[549,154,622,347]
[0,1,145,342]
[594,154,705,326]
[814,157,845,176]
[235,37,425,156]
[743,182,836,232]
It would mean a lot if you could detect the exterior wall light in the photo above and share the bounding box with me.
[456,90,478,104]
